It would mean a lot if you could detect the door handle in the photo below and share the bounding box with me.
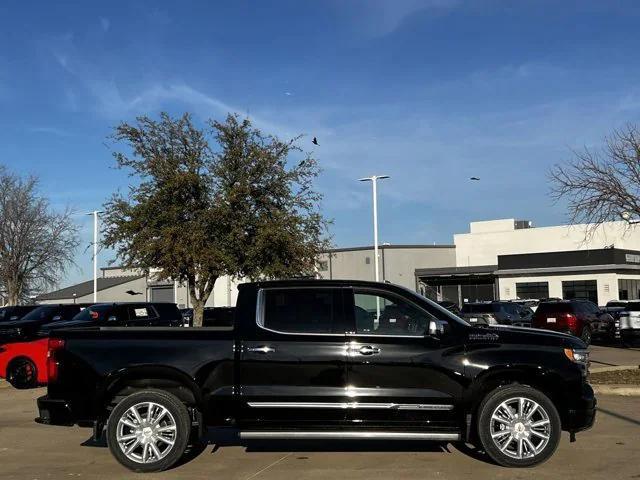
[358,345,380,355]
[246,346,276,354]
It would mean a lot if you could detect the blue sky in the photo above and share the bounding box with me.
[2,0,640,287]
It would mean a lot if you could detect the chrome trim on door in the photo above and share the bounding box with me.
[247,402,454,411]
[240,431,460,441]
[246,346,276,354]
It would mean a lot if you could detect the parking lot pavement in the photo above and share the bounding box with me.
[0,385,638,480]
[589,344,640,368]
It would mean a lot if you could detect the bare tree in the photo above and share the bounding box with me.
[0,167,80,304]
[549,124,640,235]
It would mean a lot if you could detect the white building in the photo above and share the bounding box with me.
[417,218,640,306]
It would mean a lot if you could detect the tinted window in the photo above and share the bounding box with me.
[515,282,549,300]
[153,303,181,319]
[354,290,435,336]
[535,303,572,315]
[72,305,115,322]
[461,304,500,314]
[262,288,343,334]
[562,280,598,304]
[625,302,640,311]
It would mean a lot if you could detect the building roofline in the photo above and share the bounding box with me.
[326,244,455,253]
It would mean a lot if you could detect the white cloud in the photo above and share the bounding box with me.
[100,17,110,32]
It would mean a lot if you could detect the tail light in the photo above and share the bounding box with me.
[564,313,579,332]
[47,338,65,382]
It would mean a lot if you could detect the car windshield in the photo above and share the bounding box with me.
[16,305,58,322]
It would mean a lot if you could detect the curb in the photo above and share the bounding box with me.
[590,365,639,373]
[592,384,640,396]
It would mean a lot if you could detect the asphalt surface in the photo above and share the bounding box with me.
[0,382,638,480]
[589,344,640,368]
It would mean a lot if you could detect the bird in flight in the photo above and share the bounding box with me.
[470,177,480,181]
[312,137,319,146]
[125,290,143,296]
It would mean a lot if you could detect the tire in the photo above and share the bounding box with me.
[6,358,38,389]
[477,385,561,468]
[580,327,592,346]
[106,389,191,473]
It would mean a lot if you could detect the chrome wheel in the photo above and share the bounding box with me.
[489,396,551,460]
[116,402,177,464]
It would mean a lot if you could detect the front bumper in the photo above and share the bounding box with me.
[564,383,597,433]
[35,395,75,426]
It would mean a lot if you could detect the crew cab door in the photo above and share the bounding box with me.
[237,287,350,427]
[344,287,463,429]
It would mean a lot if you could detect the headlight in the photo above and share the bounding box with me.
[564,348,589,365]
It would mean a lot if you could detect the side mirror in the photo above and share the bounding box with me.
[428,319,445,337]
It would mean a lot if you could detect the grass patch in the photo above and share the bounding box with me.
[590,368,640,385]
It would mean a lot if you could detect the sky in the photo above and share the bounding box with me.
[2,0,640,287]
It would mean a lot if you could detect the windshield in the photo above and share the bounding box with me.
[396,285,470,327]
[17,305,59,322]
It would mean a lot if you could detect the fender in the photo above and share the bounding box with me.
[98,364,204,413]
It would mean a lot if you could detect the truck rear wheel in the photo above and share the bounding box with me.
[477,385,561,467]
[106,389,191,473]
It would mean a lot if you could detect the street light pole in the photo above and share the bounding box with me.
[87,211,102,303]
[358,175,390,282]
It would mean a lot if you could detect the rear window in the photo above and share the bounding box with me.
[535,303,573,315]
[461,304,500,314]
[153,303,181,319]
[624,302,640,312]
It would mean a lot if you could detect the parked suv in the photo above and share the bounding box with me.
[532,300,615,345]
[618,301,640,347]
[460,301,532,326]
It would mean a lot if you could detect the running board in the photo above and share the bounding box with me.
[239,431,460,441]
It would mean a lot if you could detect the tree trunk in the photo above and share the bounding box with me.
[188,276,217,327]
[192,298,205,327]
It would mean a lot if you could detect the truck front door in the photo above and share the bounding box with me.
[238,287,350,428]
[344,287,464,430]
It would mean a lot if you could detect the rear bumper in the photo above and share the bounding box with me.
[564,383,597,433]
[35,395,75,426]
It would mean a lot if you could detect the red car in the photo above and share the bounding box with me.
[0,337,49,388]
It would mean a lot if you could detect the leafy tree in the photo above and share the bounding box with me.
[549,124,640,236]
[0,166,79,304]
[102,113,331,326]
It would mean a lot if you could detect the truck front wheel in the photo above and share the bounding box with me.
[106,389,191,473]
[477,385,561,467]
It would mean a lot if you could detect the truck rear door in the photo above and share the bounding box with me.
[237,286,350,428]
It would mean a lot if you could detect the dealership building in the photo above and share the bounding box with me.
[36,218,640,307]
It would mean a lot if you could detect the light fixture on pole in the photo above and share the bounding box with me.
[86,211,103,303]
[358,175,390,282]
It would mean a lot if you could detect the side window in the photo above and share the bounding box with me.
[354,290,435,336]
[261,288,343,334]
[129,306,151,320]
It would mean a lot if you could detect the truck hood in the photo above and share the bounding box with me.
[467,324,587,349]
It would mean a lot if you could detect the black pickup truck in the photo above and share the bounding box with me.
[36,280,596,472]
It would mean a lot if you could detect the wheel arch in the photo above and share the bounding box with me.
[99,365,203,418]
